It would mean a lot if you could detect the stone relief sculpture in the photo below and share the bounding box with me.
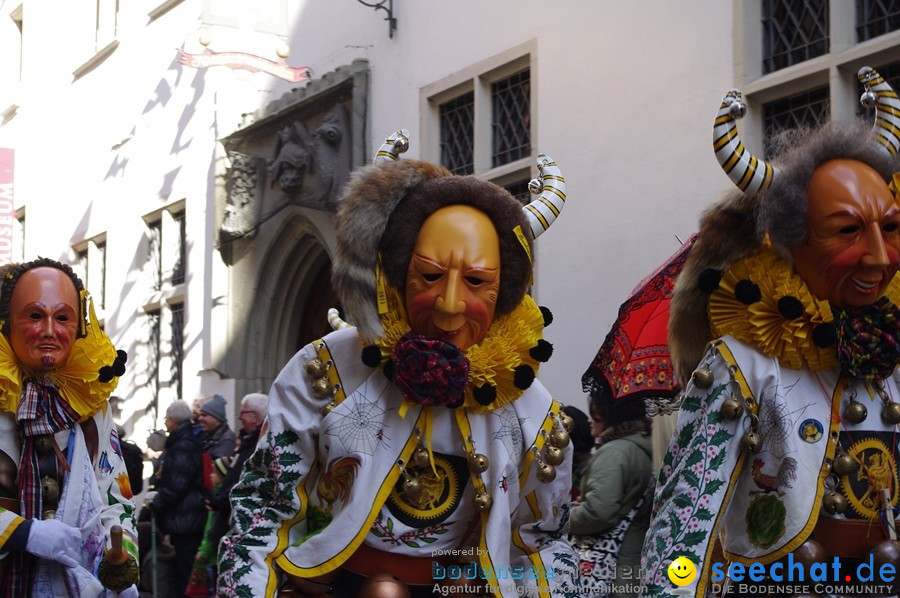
[267,123,312,194]
[221,152,261,242]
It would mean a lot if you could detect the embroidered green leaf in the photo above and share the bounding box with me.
[680,395,702,413]
[685,449,703,468]
[275,430,299,448]
[672,494,693,509]
[234,564,252,580]
[705,479,725,496]
[234,543,250,561]
[278,471,302,486]
[279,453,302,468]
[682,531,706,548]
[695,507,713,521]
[654,536,666,554]
[682,470,700,488]
[710,429,733,446]
[387,518,394,532]
[423,536,437,543]
[709,448,727,470]
[240,470,264,485]
[258,480,276,499]
[403,540,420,548]
[235,511,251,529]
[235,584,254,598]
[247,526,272,538]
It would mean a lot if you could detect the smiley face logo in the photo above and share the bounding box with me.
[667,556,697,586]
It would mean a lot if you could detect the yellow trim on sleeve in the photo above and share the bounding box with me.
[0,512,25,549]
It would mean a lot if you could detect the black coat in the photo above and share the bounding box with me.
[151,420,207,536]
[207,426,260,547]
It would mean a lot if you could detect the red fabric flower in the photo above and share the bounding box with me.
[390,333,469,407]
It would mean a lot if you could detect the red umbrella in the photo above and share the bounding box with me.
[582,235,696,415]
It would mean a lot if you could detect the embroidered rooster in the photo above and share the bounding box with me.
[316,456,360,514]
[750,456,797,496]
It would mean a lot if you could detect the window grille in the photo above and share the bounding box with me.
[147,309,160,418]
[439,92,475,175]
[97,241,106,310]
[504,180,532,206]
[172,211,186,285]
[492,69,531,168]
[762,0,829,74]
[148,220,162,291]
[857,0,900,41]
[171,303,184,400]
[762,86,830,156]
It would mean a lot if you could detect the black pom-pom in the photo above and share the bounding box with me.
[539,306,553,327]
[361,345,382,368]
[529,339,553,363]
[812,323,838,348]
[698,268,723,293]
[113,361,126,376]
[513,365,535,390]
[777,296,804,320]
[473,384,497,406]
[116,349,128,364]
[98,366,114,383]
[382,360,395,381]
[734,279,762,305]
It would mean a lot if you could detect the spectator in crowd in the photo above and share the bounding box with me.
[196,394,235,460]
[118,425,145,496]
[149,399,207,597]
[569,393,653,598]
[562,404,594,502]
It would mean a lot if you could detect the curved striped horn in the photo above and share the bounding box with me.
[327,307,352,331]
[859,66,900,155]
[523,154,566,239]
[713,89,778,195]
[373,129,410,165]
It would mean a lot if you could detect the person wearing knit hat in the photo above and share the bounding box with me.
[219,131,578,597]
[196,394,235,461]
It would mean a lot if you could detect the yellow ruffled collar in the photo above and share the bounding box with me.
[0,298,119,420]
[709,245,900,370]
[370,284,546,413]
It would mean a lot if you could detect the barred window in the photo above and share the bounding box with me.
[504,179,532,206]
[439,92,474,175]
[492,70,531,168]
[762,86,830,156]
[857,0,900,41]
[170,303,184,400]
[172,211,185,285]
[96,241,106,310]
[147,309,160,418]
[762,0,829,74]
[148,220,162,291]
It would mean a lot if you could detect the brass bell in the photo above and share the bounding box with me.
[822,490,848,515]
[883,402,900,425]
[560,413,574,432]
[34,435,54,454]
[831,451,858,477]
[720,395,743,420]
[40,476,59,503]
[843,399,868,424]
[536,461,556,483]
[411,447,430,469]
[544,445,565,466]
[473,490,493,512]
[320,401,336,415]
[311,378,335,398]
[468,453,490,474]
[401,476,423,501]
[41,509,56,520]
[870,540,900,572]
[739,431,761,454]
[549,428,570,448]
[305,358,328,379]
[357,573,412,598]
[692,368,714,389]
[792,539,828,568]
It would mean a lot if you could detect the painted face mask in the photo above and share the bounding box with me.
[791,159,900,309]
[8,267,80,373]
[405,205,501,351]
